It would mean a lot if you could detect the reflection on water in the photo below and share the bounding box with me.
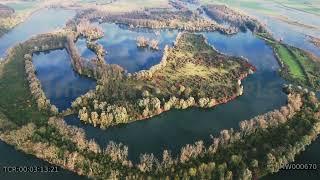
[203,31,280,71]
[33,49,96,111]
[97,23,178,72]
[65,31,287,163]
[0,8,75,58]
[75,38,96,59]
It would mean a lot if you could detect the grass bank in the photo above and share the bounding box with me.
[258,33,320,91]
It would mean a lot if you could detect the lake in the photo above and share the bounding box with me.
[0,7,319,180]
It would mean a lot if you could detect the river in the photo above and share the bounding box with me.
[0,8,75,59]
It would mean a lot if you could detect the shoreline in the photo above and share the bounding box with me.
[0,6,46,39]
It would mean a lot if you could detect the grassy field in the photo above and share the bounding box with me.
[200,0,275,14]
[277,45,320,90]
[76,0,169,12]
[168,62,228,80]
[290,47,320,89]
[271,0,320,16]
[200,0,320,16]
[274,44,305,80]
[278,44,320,90]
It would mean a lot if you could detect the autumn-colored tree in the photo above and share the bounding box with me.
[136,36,149,48]
[149,39,159,50]
[138,153,156,172]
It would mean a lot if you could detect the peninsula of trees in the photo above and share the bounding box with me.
[69,33,255,128]
[201,4,267,33]
[0,4,14,18]
[75,5,257,35]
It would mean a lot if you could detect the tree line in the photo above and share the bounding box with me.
[2,84,318,179]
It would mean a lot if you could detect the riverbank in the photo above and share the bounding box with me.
[0,2,45,38]
[0,8,76,60]
[0,9,33,38]
[257,33,320,91]
[201,4,267,33]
